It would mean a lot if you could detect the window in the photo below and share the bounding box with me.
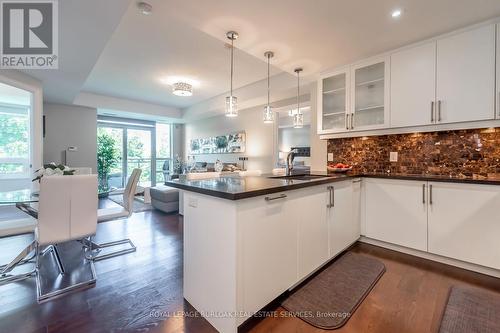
[0,82,32,180]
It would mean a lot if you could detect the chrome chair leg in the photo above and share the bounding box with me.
[0,240,37,286]
[34,242,97,303]
[0,251,35,271]
[80,237,136,261]
[41,245,65,274]
[0,240,36,275]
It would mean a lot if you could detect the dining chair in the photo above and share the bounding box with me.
[88,168,141,261]
[35,174,98,302]
[72,167,92,175]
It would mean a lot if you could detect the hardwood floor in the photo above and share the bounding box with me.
[1,201,500,333]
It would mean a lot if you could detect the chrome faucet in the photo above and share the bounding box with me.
[285,150,296,176]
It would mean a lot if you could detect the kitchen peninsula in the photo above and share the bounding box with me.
[167,173,500,333]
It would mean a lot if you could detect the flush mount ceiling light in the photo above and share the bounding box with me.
[172,82,193,96]
[137,2,152,15]
[293,68,304,129]
[391,9,402,18]
[225,31,239,118]
[263,51,274,124]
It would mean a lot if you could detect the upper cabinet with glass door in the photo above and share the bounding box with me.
[317,68,349,134]
[350,57,390,131]
[317,58,389,135]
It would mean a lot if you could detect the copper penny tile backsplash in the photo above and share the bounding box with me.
[327,127,500,177]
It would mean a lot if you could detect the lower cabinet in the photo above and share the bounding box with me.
[328,179,361,257]
[297,187,329,280]
[428,182,500,270]
[365,178,428,251]
[364,178,500,270]
[238,191,298,317]
[239,181,359,316]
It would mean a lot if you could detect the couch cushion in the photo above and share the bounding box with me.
[150,186,179,202]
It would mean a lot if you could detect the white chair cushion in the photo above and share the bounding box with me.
[97,207,129,222]
[0,217,37,238]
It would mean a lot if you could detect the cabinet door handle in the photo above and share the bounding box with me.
[429,185,433,205]
[352,179,362,183]
[345,113,349,130]
[327,186,334,208]
[430,101,434,122]
[350,113,355,130]
[422,184,426,204]
[265,194,287,201]
[437,100,442,122]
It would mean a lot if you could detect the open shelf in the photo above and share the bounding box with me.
[356,105,384,112]
[356,77,384,87]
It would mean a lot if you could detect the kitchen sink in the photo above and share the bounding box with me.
[269,174,329,181]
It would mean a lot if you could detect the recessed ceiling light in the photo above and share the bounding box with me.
[391,9,402,18]
[172,82,193,97]
[137,2,152,15]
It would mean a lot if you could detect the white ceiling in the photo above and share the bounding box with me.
[21,0,132,104]
[20,0,500,120]
[82,0,282,109]
[170,0,500,75]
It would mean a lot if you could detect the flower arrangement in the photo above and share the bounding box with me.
[32,163,75,182]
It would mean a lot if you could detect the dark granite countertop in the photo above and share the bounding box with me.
[165,172,500,200]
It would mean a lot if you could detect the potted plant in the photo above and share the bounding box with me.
[97,133,120,194]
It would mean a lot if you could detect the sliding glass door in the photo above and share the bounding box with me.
[126,128,152,187]
[97,117,171,189]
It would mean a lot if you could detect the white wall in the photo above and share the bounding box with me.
[43,103,97,172]
[309,82,327,171]
[184,105,276,172]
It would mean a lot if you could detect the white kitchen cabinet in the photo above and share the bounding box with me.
[328,180,361,257]
[318,68,350,134]
[390,42,436,127]
[238,192,298,316]
[428,182,500,270]
[297,187,329,280]
[364,178,428,251]
[436,24,496,123]
[350,57,390,131]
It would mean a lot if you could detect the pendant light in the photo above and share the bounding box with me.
[263,51,274,124]
[293,68,304,128]
[225,31,239,117]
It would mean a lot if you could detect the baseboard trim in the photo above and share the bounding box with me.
[359,236,500,278]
